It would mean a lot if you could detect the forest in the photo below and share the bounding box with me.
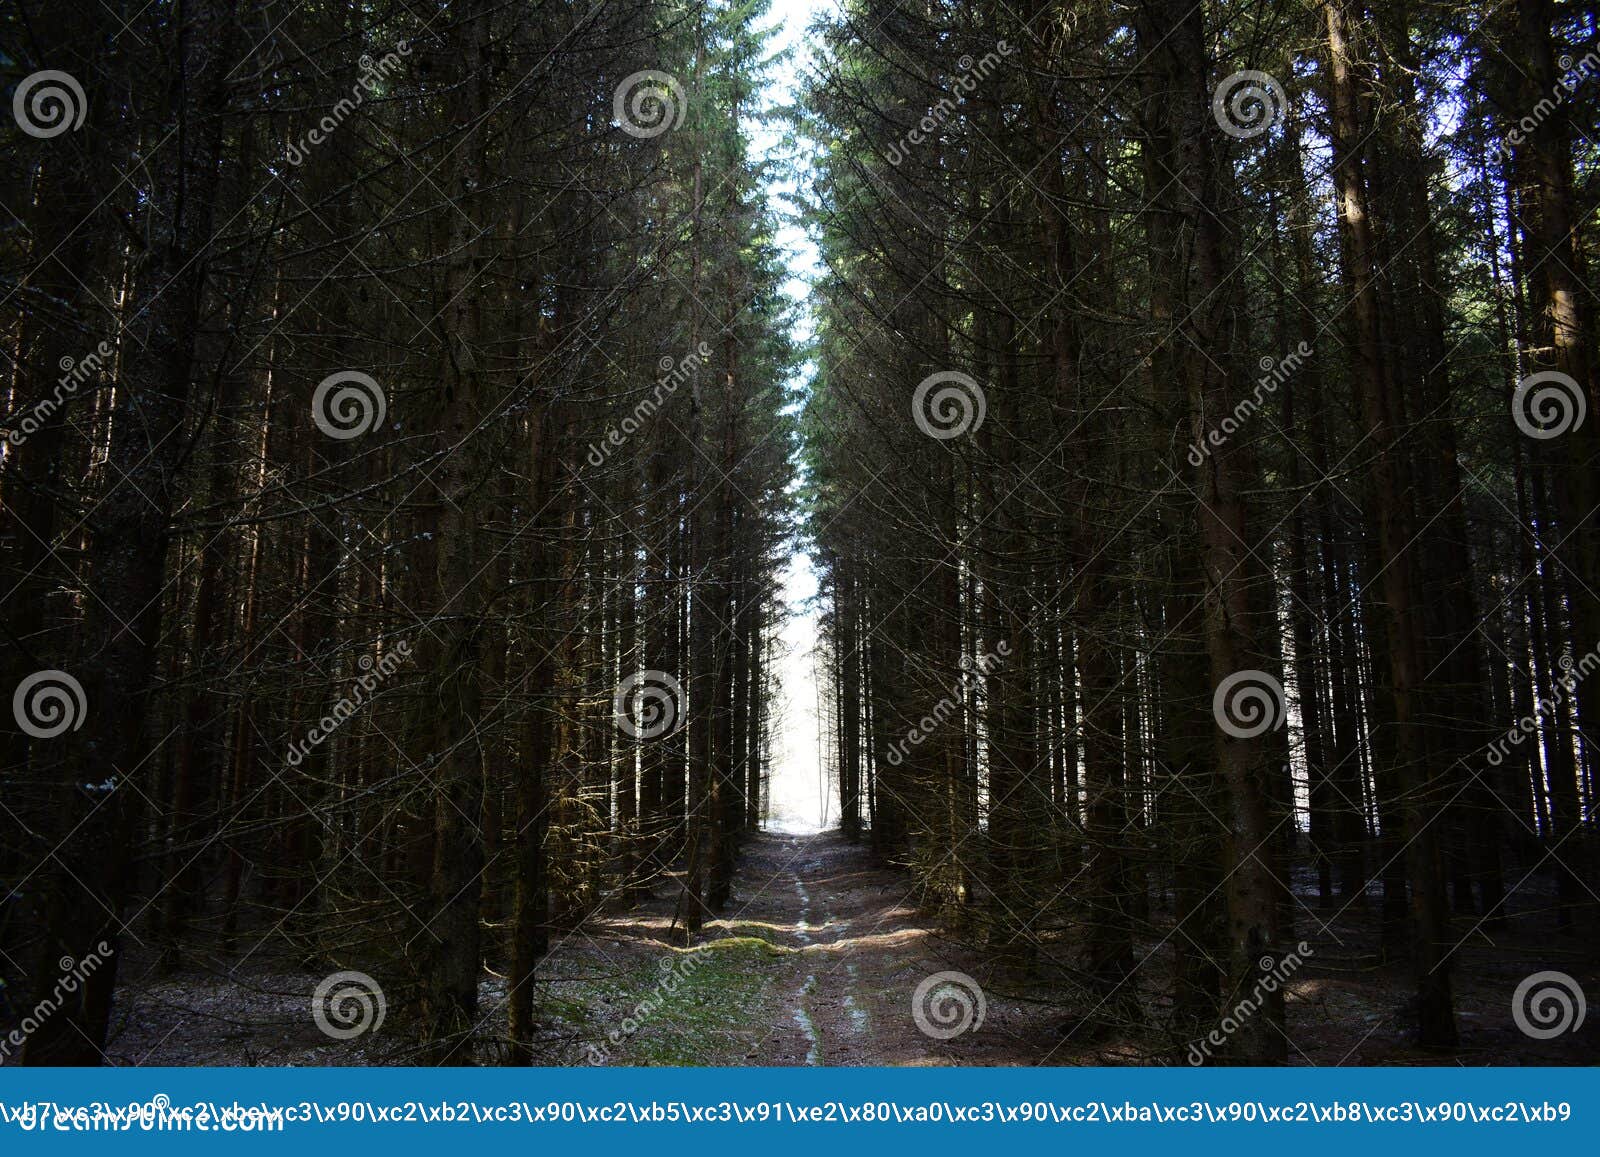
[1,0,1597,1068]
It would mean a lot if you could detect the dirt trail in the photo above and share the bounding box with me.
[730,829,943,1066]
[566,829,1039,1066]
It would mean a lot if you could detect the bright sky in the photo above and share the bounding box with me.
[749,0,830,833]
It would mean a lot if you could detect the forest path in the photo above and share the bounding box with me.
[563,828,1044,1066]
[717,829,943,1065]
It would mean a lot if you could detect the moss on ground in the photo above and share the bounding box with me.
[564,936,786,1065]
[709,919,789,944]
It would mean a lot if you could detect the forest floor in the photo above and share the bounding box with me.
[539,830,1600,1067]
[47,828,1600,1066]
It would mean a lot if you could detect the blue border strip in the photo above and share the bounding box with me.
[0,1067,1594,1153]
